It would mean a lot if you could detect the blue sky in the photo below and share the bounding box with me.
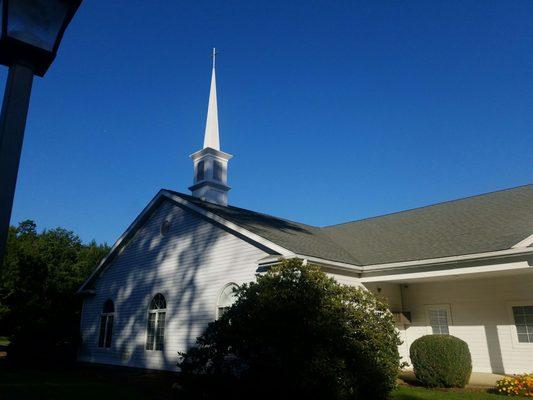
[3,0,533,245]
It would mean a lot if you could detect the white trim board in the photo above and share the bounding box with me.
[360,260,531,283]
[77,190,296,294]
[162,190,294,257]
[512,234,533,249]
[362,247,533,273]
[78,190,533,294]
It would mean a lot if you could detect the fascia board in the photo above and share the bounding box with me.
[512,234,533,249]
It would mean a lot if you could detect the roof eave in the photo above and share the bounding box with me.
[361,246,533,275]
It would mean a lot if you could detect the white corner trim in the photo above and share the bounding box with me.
[512,234,533,249]
[162,191,294,257]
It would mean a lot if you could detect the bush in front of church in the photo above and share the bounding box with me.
[176,258,401,400]
[410,334,472,388]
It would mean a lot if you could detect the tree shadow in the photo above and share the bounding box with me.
[79,196,270,371]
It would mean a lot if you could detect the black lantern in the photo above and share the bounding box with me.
[0,0,81,77]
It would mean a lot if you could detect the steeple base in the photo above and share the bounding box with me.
[189,147,232,206]
[189,182,230,206]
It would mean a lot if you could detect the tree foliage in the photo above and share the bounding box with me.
[178,259,401,400]
[0,220,109,365]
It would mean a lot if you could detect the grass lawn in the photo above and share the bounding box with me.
[392,385,525,400]
[0,364,174,400]
[0,371,144,400]
[0,363,525,400]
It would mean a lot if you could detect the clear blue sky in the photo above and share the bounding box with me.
[3,0,533,245]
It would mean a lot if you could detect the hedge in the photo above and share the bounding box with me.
[177,259,402,400]
[410,335,472,388]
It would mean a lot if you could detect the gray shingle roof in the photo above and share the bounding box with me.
[167,184,533,266]
[166,191,360,264]
[322,184,533,265]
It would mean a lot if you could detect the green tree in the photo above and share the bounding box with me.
[178,259,401,400]
[0,220,109,365]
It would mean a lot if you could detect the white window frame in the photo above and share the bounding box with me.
[97,300,114,349]
[506,301,533,348]
[145,294,166,352]
[425,304,452,335]
[216,283,238,319]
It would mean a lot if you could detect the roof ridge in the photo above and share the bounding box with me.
[323,183,533,229]
[164,189,320,229]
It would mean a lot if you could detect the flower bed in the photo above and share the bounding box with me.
[496,374,533,397]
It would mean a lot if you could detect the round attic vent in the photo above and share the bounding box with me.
[160,219,172,236]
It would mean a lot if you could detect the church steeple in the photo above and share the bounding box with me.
[189,48,233,206]
[203,48,220,150]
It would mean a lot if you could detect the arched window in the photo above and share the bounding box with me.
[98,299,114,348]
[217,284,238,319]
[146,293,166,351]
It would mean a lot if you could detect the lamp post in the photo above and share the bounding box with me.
[0,0,81,265]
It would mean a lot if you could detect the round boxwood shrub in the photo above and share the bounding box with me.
[177,259,402,400]
[410,335,472,388]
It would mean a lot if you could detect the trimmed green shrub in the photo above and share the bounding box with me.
[410,335,472,388]
[178,259,402,400]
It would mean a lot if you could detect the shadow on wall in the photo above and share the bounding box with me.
[387,320,507,374]
[390,304,528,373]
[368,258,533,375]
[484,325,504,373]
[363,280,527,375]
[81,198,266,371]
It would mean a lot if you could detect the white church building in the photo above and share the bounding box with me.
[78,52,533,375]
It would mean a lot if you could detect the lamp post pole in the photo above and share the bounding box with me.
[0,64,34,264]
[0,0,81,266]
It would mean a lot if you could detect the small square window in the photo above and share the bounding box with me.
[427,306,450,335]
[512,306,533,344]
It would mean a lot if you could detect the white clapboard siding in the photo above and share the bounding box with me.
[366,274,533,374]
[79,199,269,371]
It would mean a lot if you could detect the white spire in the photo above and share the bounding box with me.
[189,48,232,205]
[203,48,220,150]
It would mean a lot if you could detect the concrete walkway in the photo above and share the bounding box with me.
[400,370,506,388]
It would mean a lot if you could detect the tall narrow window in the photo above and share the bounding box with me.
[427,306,450,335]
[217,283,238,319]
[196,160,205,181]
[213,160,223,182]
[512,306,533,343]
[98,299,114,348]
[146,293,166,351]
